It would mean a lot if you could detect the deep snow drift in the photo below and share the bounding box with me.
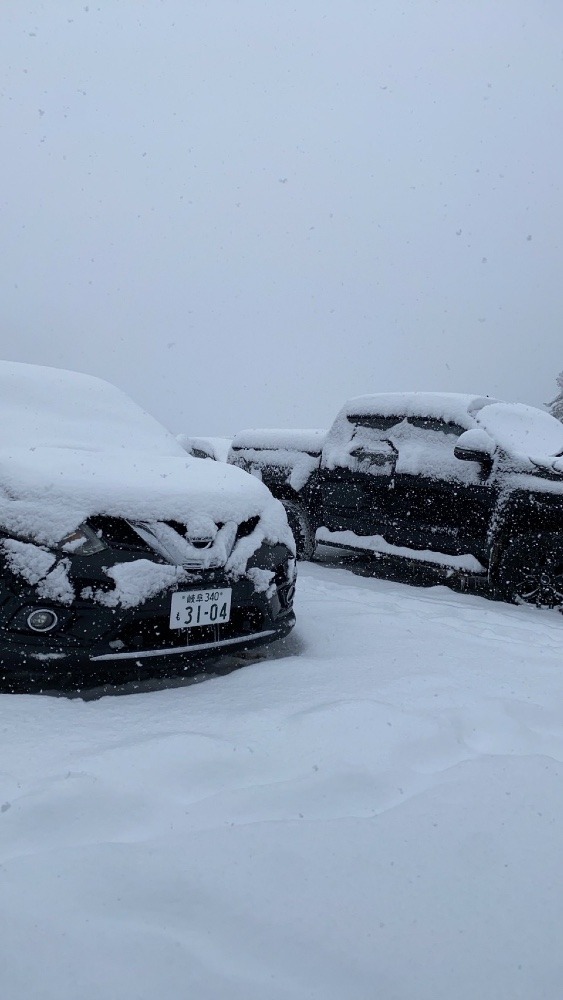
[2,556,563,999]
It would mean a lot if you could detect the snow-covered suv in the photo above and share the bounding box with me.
[0,362,295,685]
[229,392,563,609]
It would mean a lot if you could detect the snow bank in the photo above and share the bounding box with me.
[3,562,563,1000]
[0,362,292,554]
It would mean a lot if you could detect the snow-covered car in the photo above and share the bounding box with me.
[0,362,296,685]
[228,392,563,609]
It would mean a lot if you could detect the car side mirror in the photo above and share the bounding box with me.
[454,428,495,466]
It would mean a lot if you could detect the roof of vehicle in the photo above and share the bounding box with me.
[342,392,497,426]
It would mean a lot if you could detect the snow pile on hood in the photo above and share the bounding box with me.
[476,402,563,465]
[0,362,291,552]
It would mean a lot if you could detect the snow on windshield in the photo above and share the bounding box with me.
[476,402,563,460]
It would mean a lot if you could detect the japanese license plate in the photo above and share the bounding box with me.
[169,588,232,629]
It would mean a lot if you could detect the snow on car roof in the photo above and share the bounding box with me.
[0,361,289,548]
[231,429,327,454]
[342,392,498,425]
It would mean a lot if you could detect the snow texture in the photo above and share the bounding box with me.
[475,402,563,463]
[178,436,233,462]
[229,430,327,492]
[36,559,75,605]
[0,362,292,557]
[454,427,496,456]
[3,560,563,1000]
[323,393,563,480]
[317,528,486,572]
[230,446,320,493]
[245,567,276,595]
[322,393,489,470]
[338,391,495,426]
[1,539,56,584]
[96,560,188,610]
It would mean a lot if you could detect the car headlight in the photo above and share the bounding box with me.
[59,523,108,556]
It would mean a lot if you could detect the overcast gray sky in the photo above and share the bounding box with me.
[1,1,562,435]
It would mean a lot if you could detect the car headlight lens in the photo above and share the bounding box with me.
[59,523,108,556]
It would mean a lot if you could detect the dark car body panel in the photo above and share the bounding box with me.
[0,523,295,684]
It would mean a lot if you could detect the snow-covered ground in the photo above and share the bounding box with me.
[2,555,563,999]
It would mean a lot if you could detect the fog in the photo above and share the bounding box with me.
[1,1,561,436]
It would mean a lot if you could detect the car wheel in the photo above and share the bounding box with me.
[282,498,315,561]
[498,533,563,609]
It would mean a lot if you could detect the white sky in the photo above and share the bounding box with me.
[1,1,562,435]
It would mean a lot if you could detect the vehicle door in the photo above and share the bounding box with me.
[319,415,400,535]
[387,416,497,559]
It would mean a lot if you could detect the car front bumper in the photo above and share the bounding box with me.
[0,558,296,688]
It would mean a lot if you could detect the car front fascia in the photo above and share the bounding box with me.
[0,532,295,684]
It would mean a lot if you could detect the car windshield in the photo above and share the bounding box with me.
[476,402,563,460]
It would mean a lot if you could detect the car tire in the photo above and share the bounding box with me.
[498,532,563,609]
[282,498,316,561]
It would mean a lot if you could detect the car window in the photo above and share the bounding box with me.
[349,418,400,449]
[407,416,466,437]
[348,414,399,432]
[387,417,479,482]
[332,415,401,476]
